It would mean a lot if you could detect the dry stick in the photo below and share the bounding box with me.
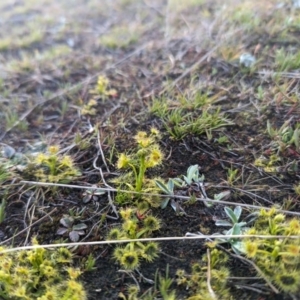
[218,186,274,205]
[1,234,300,254]
[23,191,35,230]
[230,252,279,294]
[0,42,152,142]
[19,181,300,217]
[96,128,110,173]
[135,268,155,284]
[24,205,36,246]
[118,269,141,291]
[233,284,270,295]
[209,237,280,294]
[93,129,118,218]
[257,70,300,79]
[206,249,218,300]
[0,208,57,246]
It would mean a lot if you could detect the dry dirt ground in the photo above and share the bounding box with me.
[0,0,300,299]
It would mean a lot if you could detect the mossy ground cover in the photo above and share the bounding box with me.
[1,0,300,299]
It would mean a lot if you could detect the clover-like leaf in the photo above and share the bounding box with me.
[69,231,80,242]
[60,216,74,228]
[56,227,68,235]
[73,223,88,231]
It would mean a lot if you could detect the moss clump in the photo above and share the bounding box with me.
[0,238,87,300]
[108,207,160,269]
[176,249,232,299]
[25,145,81,183]
[242,208,300,295]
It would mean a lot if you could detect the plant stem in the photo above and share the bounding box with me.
[136,155,146,192]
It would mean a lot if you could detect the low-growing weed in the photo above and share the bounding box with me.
[151,92,232,140]
[90,75,117,99]
[214,206,257,254]
[275,48,300,72]
[0,238,87,300]
[119,265,176,300]
[56,215,88,242]
[5,109,28,131]
[24,145,81,183]
[242,208,300,295]
[108,207,161,270]
[226,167,241,186]
[99,25,140,49]
[113,129,163,207]
[266,119,300,153]
[156,165,229,210]
[176,248,231,299]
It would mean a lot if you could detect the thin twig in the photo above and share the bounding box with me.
[202,234,280,294]
[1,234,300,254]
[19,181,300,217]
[96,128,110,173]
[118,270,141,291]
[230,252,279,294]
[93,128,118,218]
[234,284,269,295]
[24,205,35,246]
[135,268,155,284]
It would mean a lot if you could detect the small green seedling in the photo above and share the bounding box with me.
[267,118,300,153]
[155,178,186,213]
[57,215,88,242]
[83,253,96,271]
[156,165,229,209]
[215,206,246,228]
[178,164,216,207]
[215,206,258,254]
[182,164,204,186]
[157,264,176,300]
[275,48,300,72]
[213,190,231,201]
[91,75,117,99]
[155,178,175,209]
[226,167,240,185]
